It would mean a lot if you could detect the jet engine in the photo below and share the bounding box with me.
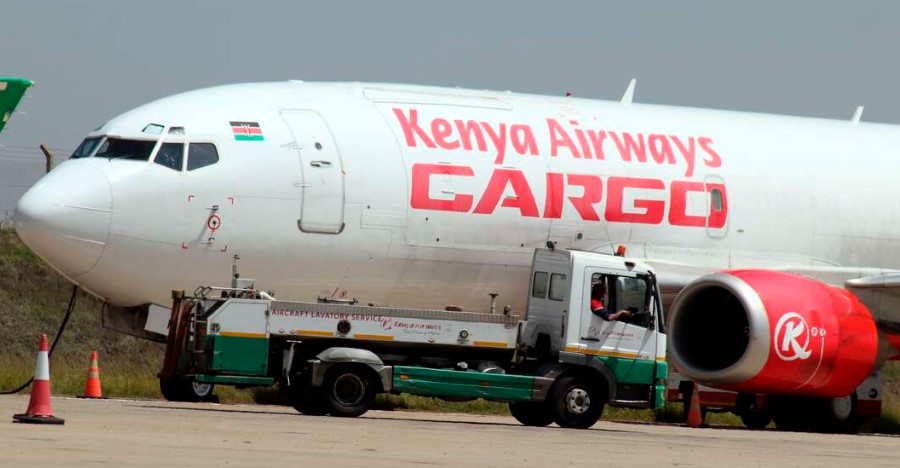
[667,270,878,397]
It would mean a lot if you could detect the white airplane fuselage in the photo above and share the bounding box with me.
[14,82,900,317]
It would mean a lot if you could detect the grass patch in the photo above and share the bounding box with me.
[0,355,160,399]
[0,353,268,404]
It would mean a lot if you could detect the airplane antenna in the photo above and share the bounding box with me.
[620,78,637,106]
[851,106,864,125]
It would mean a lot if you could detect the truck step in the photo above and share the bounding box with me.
[193,374,274,386]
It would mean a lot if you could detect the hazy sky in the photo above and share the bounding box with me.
[3,0,900,156]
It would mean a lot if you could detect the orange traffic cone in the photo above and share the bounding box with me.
[13,334,64,425]
[686,382,704,428]
[81,351,102,399]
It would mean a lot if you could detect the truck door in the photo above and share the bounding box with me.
[280,109,345,234]
[523,250,571,352]
[579,270,658,381]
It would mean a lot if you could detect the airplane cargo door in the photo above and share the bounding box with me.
[281,109,345,234]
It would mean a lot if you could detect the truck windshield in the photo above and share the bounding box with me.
[95,138,156,161]
[70,137,102,159]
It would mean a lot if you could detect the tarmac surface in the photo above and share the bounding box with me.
[3,395,900,467]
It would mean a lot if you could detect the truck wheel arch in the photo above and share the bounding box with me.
[556,351,617,401]
[315,347,385,365]
[308,347,391,393]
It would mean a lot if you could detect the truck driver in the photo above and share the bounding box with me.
[590,281,634,322]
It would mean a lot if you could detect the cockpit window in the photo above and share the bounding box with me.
[187,143,219,171]
[143,124,164,135]
[95,138,157,161]
[154,143,184,171]
[71,137,102,159]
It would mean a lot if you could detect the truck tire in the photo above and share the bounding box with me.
[322,366,376,418]
[291,384,329,416]
[189,382,216,402]
[159,379,184,401]
[509,401,554,427]
[159,379,217,403]
[549,375,605,429]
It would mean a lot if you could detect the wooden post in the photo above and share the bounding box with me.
[39,144,53,173]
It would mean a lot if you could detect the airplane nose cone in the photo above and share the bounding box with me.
[15,164,112,278]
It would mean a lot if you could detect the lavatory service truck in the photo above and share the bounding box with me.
[158,248,667,428]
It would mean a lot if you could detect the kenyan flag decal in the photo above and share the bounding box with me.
[230,121,264,141]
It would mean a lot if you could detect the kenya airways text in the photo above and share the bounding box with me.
[392,108,728,227]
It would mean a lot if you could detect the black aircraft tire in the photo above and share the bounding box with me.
[739,410,772,429]
[815,393,859,434]
[771,397,812,432]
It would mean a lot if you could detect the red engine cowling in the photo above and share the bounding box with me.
[667,270,878,397]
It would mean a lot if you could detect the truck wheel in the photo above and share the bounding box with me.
[509,401,554,427]
[290,384,329,416]
[159,379,216,402]
[549,375,605,429]
[190,382,216,402]
[322,366,376,418]
[159,379,184,401]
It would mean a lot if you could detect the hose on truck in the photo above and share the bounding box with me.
[0,285,79,394]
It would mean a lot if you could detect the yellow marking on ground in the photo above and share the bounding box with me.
[473,340,510,348]
[353,334,395,341]
[294,330,336,337]
[219,331,266,338]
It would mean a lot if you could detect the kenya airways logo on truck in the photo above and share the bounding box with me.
[390,108,729,227]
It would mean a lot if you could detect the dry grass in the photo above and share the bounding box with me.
[1,355,159,399]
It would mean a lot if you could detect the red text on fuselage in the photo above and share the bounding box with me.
[410,163,727,227]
